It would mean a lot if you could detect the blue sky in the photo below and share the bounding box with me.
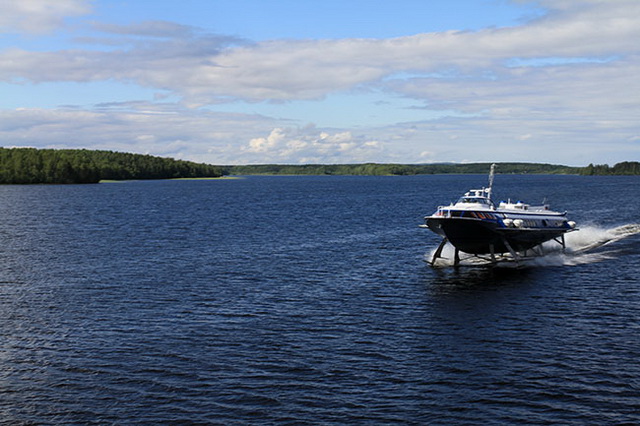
[1,0,638,165]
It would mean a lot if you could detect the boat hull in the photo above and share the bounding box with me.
[426,217,568,255]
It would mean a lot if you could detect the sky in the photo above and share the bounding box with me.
[0,0,639,166]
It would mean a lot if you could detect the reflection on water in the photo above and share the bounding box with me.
[430,266,532,293]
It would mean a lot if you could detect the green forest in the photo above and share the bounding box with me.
[223,162,581,176]
[0,148,223,184]
[0,147,638,184]
[581,162,640,175]
[224,162,640,176]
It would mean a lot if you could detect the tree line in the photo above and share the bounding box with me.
[224,162,640,176]
[0,148,223,184]
[224,162,580,176]
[581,162,640,175]
[1,147,637,184]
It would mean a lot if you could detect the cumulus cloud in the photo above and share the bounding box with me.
[247,128,286,153]
[0,0,91,34]
[242,127,384,163]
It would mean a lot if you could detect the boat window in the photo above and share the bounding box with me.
[459,197,486,204]
[457,196,494,207]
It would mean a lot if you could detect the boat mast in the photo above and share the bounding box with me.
[487,163,496,201]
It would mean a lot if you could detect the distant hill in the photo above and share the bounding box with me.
[0,148,223,184]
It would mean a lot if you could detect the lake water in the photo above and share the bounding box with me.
[1,175,639,424]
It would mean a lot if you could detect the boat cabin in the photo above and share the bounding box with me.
[498,200,550,212]
[454,189,495,209]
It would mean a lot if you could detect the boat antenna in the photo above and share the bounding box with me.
[487,163,496,200]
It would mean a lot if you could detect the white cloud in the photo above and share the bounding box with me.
[0,105,386,164]
[0,101,637,166]
[0,105,280,163]
[241,127,384,163]
[0,0,639,165]
[2,0,638,103]
[247,128,285,153]
[0,0,91,34]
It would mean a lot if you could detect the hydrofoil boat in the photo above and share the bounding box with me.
[421,164,577,266]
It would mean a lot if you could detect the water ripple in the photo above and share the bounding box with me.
[1,176,639,424]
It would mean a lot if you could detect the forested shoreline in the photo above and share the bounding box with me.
[223,163,579,176]
[224,162,640,176]
[0,147,638,184]
[0,148,223,184]
[580,162,640,175]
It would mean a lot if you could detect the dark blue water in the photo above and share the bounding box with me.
[1,175,639,425]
